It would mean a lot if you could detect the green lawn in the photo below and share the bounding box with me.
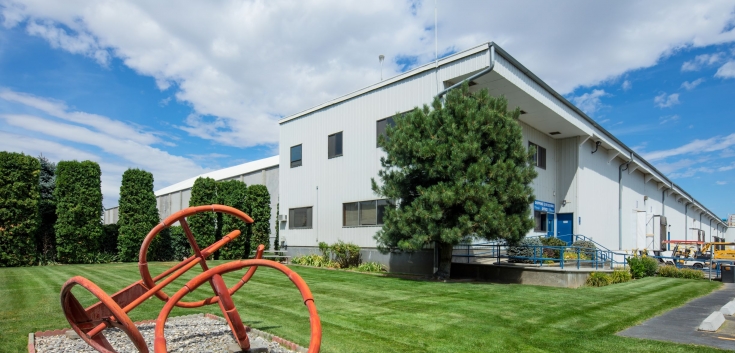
[0,262,726,353]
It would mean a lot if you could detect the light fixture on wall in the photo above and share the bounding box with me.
[591,141,601,154]
[562,199,568,206]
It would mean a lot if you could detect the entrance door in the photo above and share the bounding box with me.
[547,213,555,237]
[557,213,574,245]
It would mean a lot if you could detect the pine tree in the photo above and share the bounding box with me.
[117,169,161,262]
[372,82,537,278]
[37,155,56,262]
[217,180,249,259]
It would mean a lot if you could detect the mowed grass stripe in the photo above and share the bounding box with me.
[0,263,728,353]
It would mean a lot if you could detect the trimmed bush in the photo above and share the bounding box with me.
[167,226,192,261]
[656,265,680,278]
[610,269,632,284]
[291,254,337,268]
[117,169,161,262]
[571,240,597,257]
[188,177,218,249]
[508,237,542,263]
[274,202,280,250]
[247,184,271,251]
[55,160,103,264]
[331,241,361,268]
[218,180,249,260]
[541,236,566,259]
[586,272,611,287]
[679,268,704,279]
[356,262,386,272]
[0,152,40,267]
[36,155,56,263]
[628,256,658,279]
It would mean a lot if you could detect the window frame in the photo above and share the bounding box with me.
[288,206,312,229]
[290,144,302,168]
[342,199,391,227]
[376,116,396,148]
[328,131,343,159]
[529,141,546,170]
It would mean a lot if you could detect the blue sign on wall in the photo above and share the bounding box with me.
[533,200,555,213]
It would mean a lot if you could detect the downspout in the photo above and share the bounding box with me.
[436,45,495,98]
[709,218,713,243]
[699,212,703,241]
[684,202,690,241]
[618,154,632,250]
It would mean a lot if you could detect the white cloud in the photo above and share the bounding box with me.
[670,166,715,178]
[621,80,632,91]
[716,181,727,185]
[0,89,161,145]
[1,1,735,147]
[643,133,735,161]
[659,114,680,124]
[715,60,735,78]
[681,52,724,71]
[0,91,211,206]
[654,92,680,108]
[571,89,608,115]
[680,78,705,90]
[655,158,699,174]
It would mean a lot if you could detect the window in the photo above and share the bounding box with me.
[343,199,391,226]
[328,132,343,159]
[529,142,546,169]
[290,144,302,168]
[289,207,312,229]
[534,210,547,232]
[376,117,395,147]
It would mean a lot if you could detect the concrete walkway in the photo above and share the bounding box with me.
[618,283,735,350]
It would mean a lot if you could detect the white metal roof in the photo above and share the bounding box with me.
[154,155,279,196]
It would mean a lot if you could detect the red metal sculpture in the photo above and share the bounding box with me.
[60,204,321,353]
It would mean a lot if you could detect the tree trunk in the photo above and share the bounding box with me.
[434,242,453,279]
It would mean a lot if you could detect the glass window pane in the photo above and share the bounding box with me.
[343,202,359,226]
[376,199,389,225]
[289,207,312,229]
[335,132,342,156]
[290,145,302,167]
[305,207,312,228]
[328,134,335,158]
[376,119,385,147]
[360,201,377,225]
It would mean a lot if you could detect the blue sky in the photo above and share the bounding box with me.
[1,1,734,217]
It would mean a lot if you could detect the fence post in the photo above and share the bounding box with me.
[561,247,564,270]
[577,247,580,269]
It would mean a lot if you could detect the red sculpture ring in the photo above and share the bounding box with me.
[153,259,322,353]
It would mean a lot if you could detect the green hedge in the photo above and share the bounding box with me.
[36,155,56,263]
[627,256,658,279]
[247,184,271,251]
[508,237,542,262]
[167,226,192,261]
[218,180,249,259]
[117,169,161,262]
[55,160,103,263]
[188,177,217,249]
[0,152,40,267]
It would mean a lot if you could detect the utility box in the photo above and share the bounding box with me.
[722,264,735,284]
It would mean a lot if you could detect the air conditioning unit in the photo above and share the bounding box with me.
[278,214,288,222]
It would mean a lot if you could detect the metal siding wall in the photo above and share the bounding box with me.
[663,193,686,241]
[521,122,556,236]
[279,54,488,248]
[170,192,182,214]
[556,138,578,216]
[577,141,619,250]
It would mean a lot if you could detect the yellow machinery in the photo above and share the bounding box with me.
[701,242,735,260]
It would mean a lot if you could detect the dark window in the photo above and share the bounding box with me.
[534,210,547,232]
[289,207,312,229]
[343,199,391,226]
[290,144,302,168]
[328,132,343,159]
[376,117,395,147]
[529,142,546,169]
[343,202,359,226]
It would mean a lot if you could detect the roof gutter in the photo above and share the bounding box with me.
[435,45,495,98]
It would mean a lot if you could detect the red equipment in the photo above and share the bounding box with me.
[60,204,321,353]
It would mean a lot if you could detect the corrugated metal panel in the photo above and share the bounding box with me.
[520,122,556,236]
[577,141,619,250]
[556,137,578,215]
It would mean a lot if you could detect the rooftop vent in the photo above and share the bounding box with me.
[549,131,561,135]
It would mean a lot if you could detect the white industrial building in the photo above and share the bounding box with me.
[105,42,732,273]
[277,42,730,272]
